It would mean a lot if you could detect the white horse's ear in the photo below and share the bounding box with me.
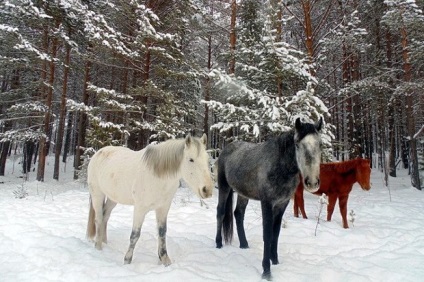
[185,134,192,147]
[315,117,323,131]
[201,133,207,146]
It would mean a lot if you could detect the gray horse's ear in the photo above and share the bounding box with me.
[201,133,207,146]
[185,134,192,147]
[295,118,302,131]
[315,117,323,131]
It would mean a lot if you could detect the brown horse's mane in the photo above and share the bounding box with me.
[321,158,368,174]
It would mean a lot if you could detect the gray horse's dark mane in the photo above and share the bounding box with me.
[294,122,320,142]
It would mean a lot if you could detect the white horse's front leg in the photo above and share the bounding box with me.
[124,206,147,264]
[156,205,172,266]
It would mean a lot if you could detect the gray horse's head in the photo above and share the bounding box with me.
[294,117,323,193]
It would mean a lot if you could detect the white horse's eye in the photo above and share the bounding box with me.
[189,158,194,162]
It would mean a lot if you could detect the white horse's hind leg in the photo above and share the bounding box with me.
[102,198,117,243]
[91,193,106,250]
[124,205,148,264]
[156,204,172,266]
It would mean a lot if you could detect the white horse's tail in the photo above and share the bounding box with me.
[86,196,96,240]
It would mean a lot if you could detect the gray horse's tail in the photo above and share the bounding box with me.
[223,189,234,244]
[86,196,96,240]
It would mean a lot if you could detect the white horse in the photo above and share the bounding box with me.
[86,134,214,266]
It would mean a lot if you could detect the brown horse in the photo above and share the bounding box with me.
[293,158,371,228]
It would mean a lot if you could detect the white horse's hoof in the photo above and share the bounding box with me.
[161,256,172,266]
[95,243,102,250]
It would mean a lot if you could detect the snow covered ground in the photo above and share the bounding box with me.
[1,156,424,282]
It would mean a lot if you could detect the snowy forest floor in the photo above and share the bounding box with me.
[0,156,424,282]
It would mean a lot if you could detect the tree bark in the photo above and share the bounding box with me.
[203,33,212,139]
[23,140,35,175]
[74,55,91,179]
[54,38,71,180]
[400,26,420,189]
[302,0,314,75]
[37,19,59,182]
[0,141,10,176]
[229,0,236,74]
[62,112,73,163]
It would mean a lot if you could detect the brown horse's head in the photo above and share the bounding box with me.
[356,159,371,191]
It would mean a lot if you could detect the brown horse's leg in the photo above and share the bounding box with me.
[338,194,349,228]
[294,184,308,218]
[293,187,300,217]
[327,193,337,222]
[298,193,308,219]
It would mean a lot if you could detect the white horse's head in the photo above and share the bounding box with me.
[181,134,214,199]
[294,117,323,193]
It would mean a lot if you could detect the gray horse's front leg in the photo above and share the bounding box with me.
[261,201,273,281]
[270,201,289,265]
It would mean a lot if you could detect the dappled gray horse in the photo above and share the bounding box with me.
[215,118,323,280]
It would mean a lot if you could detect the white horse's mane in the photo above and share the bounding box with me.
[142,137,201,177]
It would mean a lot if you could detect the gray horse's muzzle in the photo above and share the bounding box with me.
[304,176,320,192]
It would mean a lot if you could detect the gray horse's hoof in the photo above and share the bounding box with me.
[262,271,272,281]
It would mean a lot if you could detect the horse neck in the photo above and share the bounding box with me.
[325,159,360,185]
[143,139,185,178]
[275,131,298,172]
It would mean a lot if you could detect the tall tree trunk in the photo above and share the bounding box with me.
[37,19,59,181]
[23,140,35,178]
[0,68,19,175]
[0,141,10,176]
[74,57,91,179]
[385,30,397,177]
[54,40,71,180]
[203,34,212,139]
[62,112,73,163]
[400,26,420,189]
[228,0,236,74]
[302,0,314,75]
[274,0,283,97]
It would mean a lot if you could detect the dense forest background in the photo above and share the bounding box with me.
[0,0,423,189]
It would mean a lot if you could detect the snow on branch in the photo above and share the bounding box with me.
[414,125,424,139]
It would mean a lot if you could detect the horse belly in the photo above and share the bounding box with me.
[227,173,261,200]
[96,175,136,205]
[131,176,179,209]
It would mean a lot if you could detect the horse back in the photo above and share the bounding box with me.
[217,141,263,200]
[218,138,297,201]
